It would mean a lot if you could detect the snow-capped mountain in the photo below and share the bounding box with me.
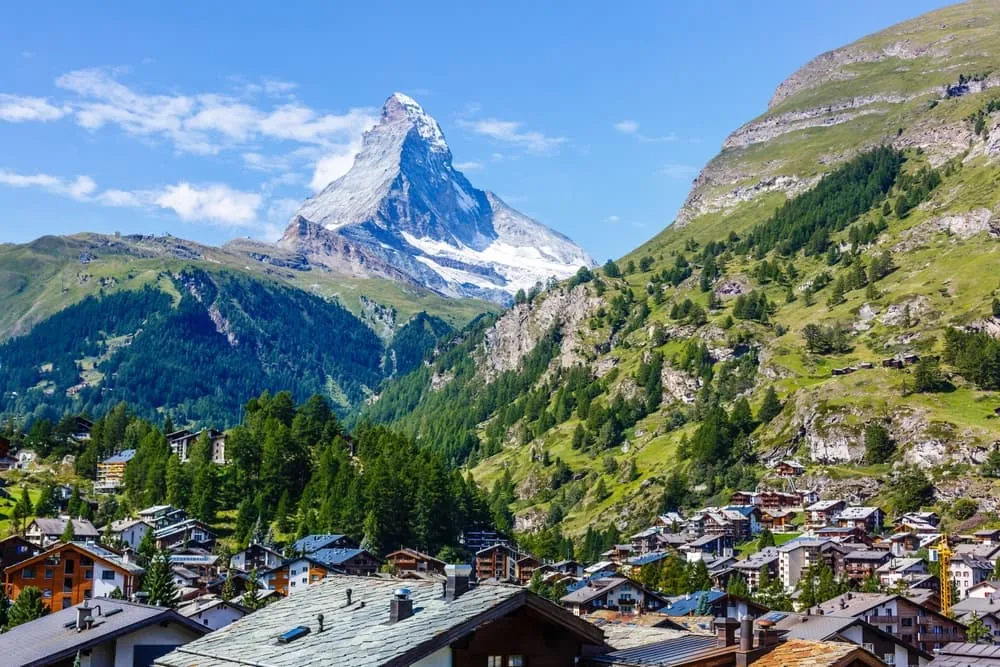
[279,92,595,303]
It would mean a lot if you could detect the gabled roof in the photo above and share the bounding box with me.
[561,577,665,607]
[628,551,672,567]
[291,533,349,554]
[843,549,890,561]
[153,518,215,540]
[110,518,151,532]
[384,548,445,566]
[0,597,207,666]
[766,610,933,660]
[156,576,606,667]
[8,541,144,577]
[931,643,1000,667]
[835,506,881,520]
[806,500,845,511]
[661,590,725,616]
[307,547,375,568]
[29,517,100,537]
[875,557,924,574]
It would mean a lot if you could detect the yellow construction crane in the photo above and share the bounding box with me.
[938,534,953,616]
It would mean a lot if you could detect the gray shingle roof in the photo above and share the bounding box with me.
[30,517,100,537]
[0,597,205,666]
[291,534,348,554]
[586,633,718,665]
[156,575,603,667]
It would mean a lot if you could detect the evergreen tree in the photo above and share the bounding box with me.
[189,431,217,523]
[137,529,156,567]
[243,570,264,611]
[7,586,48,628]
[757,528,776,550]
[60,519,76,543]
[143,547,177,608]
[12,486,33,534]
[967,612,991,643]
[108,586,124,600]
[66,484,82,518]
[726,574,749,598]
[864,422,895,464]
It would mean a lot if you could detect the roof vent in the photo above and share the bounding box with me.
[390,588,413,623]
[445,564,471,601]
[277,625,311,644]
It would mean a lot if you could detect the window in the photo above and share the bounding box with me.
[64,578,73,593]
[102,570,116,581]
[85,570,93,580]
[883,654,895,665]
[65,559,75,574]
[22,567,36,579]
[488,658,503,667]
[862,643,875,653]
[61,597,72,610]
[902,618,912,627]
[509,657,525,667]
[42,588,52,598]
[44,569,53,579]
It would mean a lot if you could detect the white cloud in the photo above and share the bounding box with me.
[614,120,639,134]
[457,118,566,154]
[660,162,699,180]
[606,215,621,223]
[153,183,261,224]
[454,161,484,171]
[0,169,95,200]
[0,94,68,122]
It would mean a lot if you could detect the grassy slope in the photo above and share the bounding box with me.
[0,233,494,342]
[464,1,1000,537]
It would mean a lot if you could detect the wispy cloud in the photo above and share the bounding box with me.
[0,167,266,227]
[0,95,69,122]
[614,119,677,143]
[660,162,699,180]
[458,118,566,154]
[605,215,621,223]
[454,160,483,171]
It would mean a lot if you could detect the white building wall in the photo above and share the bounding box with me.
[188,604,245,630]
[92,563,127,598]
[113,622,202,667]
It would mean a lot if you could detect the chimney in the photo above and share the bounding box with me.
[445,564,471,601]
[715,617,739,647]
[389,588,413,623]
[756,619,780,647]
[76,603,90,632]
[739,617,753,651]
[346,588,353,606]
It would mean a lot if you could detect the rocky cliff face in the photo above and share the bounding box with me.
[280,93,594,304]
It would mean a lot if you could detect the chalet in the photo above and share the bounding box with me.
[95,449,136,493]
[656,512,687,532]
[538,560,585,578]
[290,533,357,555]
[4,541,144,610]
[230,542,284,573]
[601,544,636,565]
[890,532,924,556]
[515,554,541,585]
[167,428,228,464]
[974,529,1000,545]
[842,550,892,583]
[806,500,847,530]
[730,548,779,593]
[774,460,805,477]
[949,553,994,599]
[835,506,885,534]
[138,504,188,530]
[967,580,1000,598]
[310,547,380,576]
[815,525,876,546]
[154,518,216,550]
[757,490,801,510]
[682,534,734,561]
[159,570,609,667]
[660,590,767,620]
[876,557,928,589]
[177,594,249,631]
[476,543,524,581]
[729,491,758,506]
[0,534,41,572]
[109,518,152,550]
[172,565,202,590]
[585,620,887,667]
[263,557,331,595]
[630,527,665,554]
[384,548,447,575]
[0,598,206,666]
[169,549,222,582]
[73,416,94,440]
[767,611,933,667]
[760,509,797,532]
[585,560,619,577]
[896,512,940,529]
[808,592,966,654]
[25,517,100,547]
[560,576,667,616]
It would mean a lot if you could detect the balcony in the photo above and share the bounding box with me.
[866,615,899,624]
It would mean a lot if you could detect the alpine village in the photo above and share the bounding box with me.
[13,2,1000,666]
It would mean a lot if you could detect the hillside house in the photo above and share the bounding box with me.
[167,428,228,464]
[760,509,797,532]
[230,542,284,573]
[560,576,667,616]
[177,595,249,631]
[0,598,206,666]
[138,504,188,530]
[385,548,447,575]
[660,590,767,620]
[95,449,136,493]
[4,541,144,610]
[806,500,847,530]
[476,543,528,581]
[842,550,892,584]
[290,533,357,554]
[110,518,152,550]
[154,519,216,550]
[835,506,885,534]
[25,517,100,547]
[768,610,932,666]
[0,534,41,572]
[876,557,928,589]
[949,553,994,600]
[774,460,805,477]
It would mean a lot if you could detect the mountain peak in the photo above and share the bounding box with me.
[282,93,594,304]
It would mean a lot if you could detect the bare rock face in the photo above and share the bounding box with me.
[662,368,701,404]
[854,303,880,332]
[479,283,603,381]
[879,295,933,327]
[894,121,977,167]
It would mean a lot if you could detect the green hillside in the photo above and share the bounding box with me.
[361,1,1000,538]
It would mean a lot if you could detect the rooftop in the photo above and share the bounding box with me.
[835,506,880,520]
[585,633,718,665]
[291,533,348,555]
[806,500,844,511]
[30,517,99,537]
[101,449,137,464]
[0,597,205,665]
[156,575,604,667]
[661,590,724,617]
[930,643,1000,667]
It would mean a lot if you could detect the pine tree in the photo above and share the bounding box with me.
[221,575,236,602]
[757,386,782,423]
[137,529,156,567]
[143,547,177,608]
[12,486,32,534]
[66,484,82,518]
[757,528,775,550]
[7,586,48,628]
[726,574,749,598]
[108,586,124,600]
[242,570,263,611]
[967,612,991,643]
[60,519,76,543]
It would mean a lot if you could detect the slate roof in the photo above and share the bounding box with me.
[876,557,924,574]
[291,534,348,554]
[952,596,1000,615]
[154,519,215,540]
[101,449,136,464]
[110,518,150,532]
[307,547,372,568]
[951,552,994,571]
[72,541,146,575]
[661,590,724,617]
[562,577,633,605]
[0,597,206,666]
[930,643,1000,666]
[810,592,896,617]
[156,576,605,667]
[836,506,880,520]
[585,633,718,665]
[807,500,845,512]
[30,517,100,538]
[953,542,1000,559]
[843,549,890,561]
[628,551,672,567]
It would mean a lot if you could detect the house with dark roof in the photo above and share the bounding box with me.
[835,507,885,534]
[95,448,137,493]
[0,534,41,572]
[5,541,144,611]
[583,617,886,667]
[842,549,892,583]
[560,576,668,617]
[229,542,284,573]
[290,533,357,555]
[766,610,933,666]
[153,518,216,550]
[156,568,609,667]
[809,591,966,654]
[384,548,447,575]
[476,542,535,582]
[25,516,100,547]
[110,517,153,550]
[930,643,1000,666]
[806,500,847,530]
[949,553,995,600]
[0,597,207,667]
[661,590,767,620]
[177,594,250,631]
[137,504,188,530]
[876,557,928,588]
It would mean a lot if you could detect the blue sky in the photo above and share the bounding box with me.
[0,0,952,261]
